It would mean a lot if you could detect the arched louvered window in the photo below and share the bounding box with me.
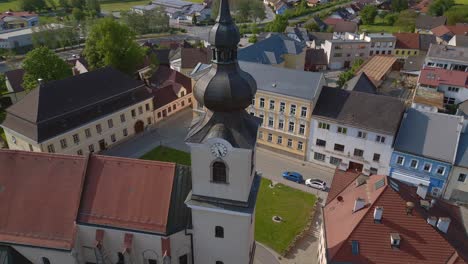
[212,161,227,183]
[215,226,224,238]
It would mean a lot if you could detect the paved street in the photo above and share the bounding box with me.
[103,109,331,264]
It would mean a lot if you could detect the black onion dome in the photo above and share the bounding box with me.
[208,0,240,48]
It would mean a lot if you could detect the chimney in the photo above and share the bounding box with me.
[406,201,415,215]
[437,217,451,233]
[374,207,383,223]
[390,233,401,248]
[427,216,437,227]
[353,198,366,212]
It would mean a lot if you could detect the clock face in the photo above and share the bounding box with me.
[210,143,228,157]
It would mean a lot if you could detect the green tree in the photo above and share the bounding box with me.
[70,0,85,9]
[391,0,408,12]
[0,74,7,93]
[394,9,418,31]
[19,0,46,11]
[250,0,266,22]
[59,0,70,12]
[265,15,288,32]
[83,18,146,74]
[211,0,221,19]
[360,5,377,25]
[248,34,257,43]
[305,22,320,31]
[445,6,468,25]
[236,0,251,22]
[384,12,398,25]
[22,47,71,91]
[429,0,454,16]
[86,0,101,14]
[72,7,85,21]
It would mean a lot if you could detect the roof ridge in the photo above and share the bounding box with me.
[92,154,177,168]
[0,149,86,160]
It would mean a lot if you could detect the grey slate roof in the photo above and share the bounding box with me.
[415,15,446,30]
[419,34,437,51]
[455,133,468,168]
[394,108,463,163]
[403,55,425,72]
[2,67,150,142]
[166,164,192,234]
[237,33,305,65]
[191,61,325,101]
[450,35,468,47]
[4,68,25,93]
[312,87,405,134]
[427,44,468,63]
[343,72,377,94]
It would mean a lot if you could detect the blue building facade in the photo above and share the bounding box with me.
[390,151,451,197]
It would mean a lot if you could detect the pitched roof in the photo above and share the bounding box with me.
[332,20,358,33]
[343,72,377,93]
[4,68,24,93]
[285,26,309,42]
[394,108,463,163]
[148,66,193,109]
[394,33,420,49]
[312,87,405,134]
[325,172,468,263]
[237,34,305,65]
[415,15,446,30]
[304,48,328,67]
[431,25,468,40]
[0,150,87,250]
[323,17,344,26]
[325,169,361,205]
[450,35,468,47]
[427,44,468,63]
[179,47,212,68]
[419,34,437,51]
[402,55,425,72]
[419,67,468,88]
[356,55,397,85]
[78,155,190,234]
[2,67,151,142]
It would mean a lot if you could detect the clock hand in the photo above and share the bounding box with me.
[217,149,222,156]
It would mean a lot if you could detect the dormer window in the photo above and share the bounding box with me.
[212,161,227,183]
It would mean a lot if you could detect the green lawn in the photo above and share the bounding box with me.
[359,24,411,33]
[100,0,150,12]
[255,178,316,255]
[455,0,468,5]
[140,145,191,165]
[0,0,19,11]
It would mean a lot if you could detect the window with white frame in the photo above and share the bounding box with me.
[268,117,274,127]
[290,104,296,115]
[448,86,460,93]
[376,135,386,143]
[436,166,445,175]
[337,126,347,135]
[458,173,466,182]
[259,98,265,108]
[301,106,307,117]
[278,119,284,129]
[373,153,380,162]
[259,114,264,124]
[334,144,344,152]
[267,133,273,142]
[287,139,293,147]
[354,148,364,157]
[47,144,55,153]
[288,122,295,132]
[258,131,263,139]
[444,97,456,105]
[396,156,404,165]
[314,152,325,161]
[357,131,367,139]
[316,138,326,147]
[88,144,94,152]
[279,102,285,112]
[277,136,283,144]
[410,159,418,169]
[85,128,91,138]
[299,124,305,135]
[269,100,275,110]
[298,141,303,150]
[318,122,330,130]
[330,156,342,165]
[120,114,126,123]
[73,134,80,144]
[96,124,102,134]
[108,119,114,128]
[423,163,432,172]
[60,139,68,149]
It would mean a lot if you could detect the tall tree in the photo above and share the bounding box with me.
[360,5,377,25]
[19,0,46,11]
[265,15,288,32]
[394,9,418,31]
[22,47,71,91]
[391,0,408,12]
[250,0,266,22]
[429,0,454,16]
[83,18,146,74]
[86,0,101,15]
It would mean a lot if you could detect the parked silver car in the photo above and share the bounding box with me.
[305,178,327,190]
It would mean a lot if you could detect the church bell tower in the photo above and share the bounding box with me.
[184,0,261,262]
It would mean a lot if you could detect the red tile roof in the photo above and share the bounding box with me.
[431,25,468,37]
[77,155,177,233]
[0,11,36,19]
[323,17,344,26]
[326,169,361,205]
[149,65,192,109]
[394,33,420,49]
[419,67,468,88]
[0,150,87,250]
[324,171,468,263]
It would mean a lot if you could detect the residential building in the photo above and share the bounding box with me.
[309,87,405,175]
[1,67,154,155]
[321,38,369,69]
[0,11,38,31]
[318,170,468,264]
[448,35,468,47]
[401,55,426,76]
[170,47,212,75]
[3,68,25,103]
[393,33,437,58]
[444,132,468,203]
[390,108,463,197]
[431,24,468,43]
[345,32,396,56]
[237,33,306,70]
[425,44,468,72]
[417,67,468,106]
[342,72,377,93]
[304,48,327,72]
[191,61,325,160]
[323,18,358,36]
[0,2,261,264]
[356,55,398,87]
[284,26,310,43]
[412,86,445,112]
[308,32,333,49]
[0,23,63,49]
[415,15,446,34]
[132,0,209,20]
[146,65,194,122]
